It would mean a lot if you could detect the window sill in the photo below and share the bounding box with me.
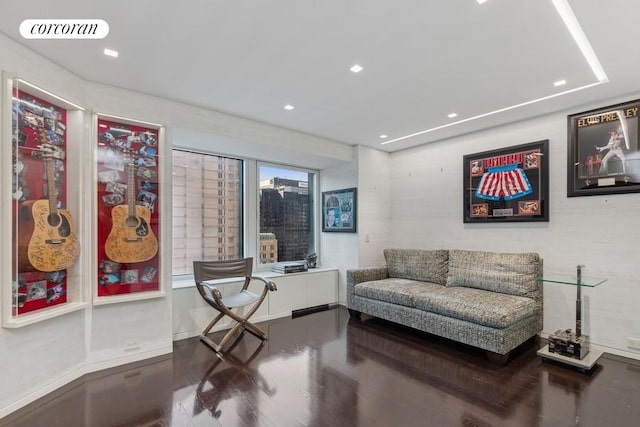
[171,266,337,290]
[254,265,337,279]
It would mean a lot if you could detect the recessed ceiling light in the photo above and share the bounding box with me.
[284,104,295,111]
[554,79,567,87]
[448,113,458,118]
[350,64,363,73]
[104,48,118,58]
[477,0,488,4]
[379,134,388,139]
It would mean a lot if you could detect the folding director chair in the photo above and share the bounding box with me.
[193,258,277,353]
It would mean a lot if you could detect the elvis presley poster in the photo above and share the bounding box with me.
[463,140,549,223]
[568,99,640,197]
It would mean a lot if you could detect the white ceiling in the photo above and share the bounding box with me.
[1,0,638,152]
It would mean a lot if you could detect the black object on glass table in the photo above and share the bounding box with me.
[548,328,590,360]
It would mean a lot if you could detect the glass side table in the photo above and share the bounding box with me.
[536,265,607,371]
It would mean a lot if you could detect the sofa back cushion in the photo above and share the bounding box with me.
[384,249,449,285]
[446,249,540,297]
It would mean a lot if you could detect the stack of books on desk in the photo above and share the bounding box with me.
[272,262,308,274]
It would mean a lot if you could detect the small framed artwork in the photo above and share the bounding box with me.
[322,187,357,232]
[567,99,640,197]
[463,140,549,223]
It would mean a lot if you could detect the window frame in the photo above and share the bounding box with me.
[256,161,319,270]
[170,152,320,286]
[171,148,244,281]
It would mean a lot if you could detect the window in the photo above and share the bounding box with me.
[172,150,243,275]
[259,164,315,264]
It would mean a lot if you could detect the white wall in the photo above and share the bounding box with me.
[356,146,391,268]
[320,158,359,304]
[0,34,105,417]
[388,108,640,359]
[0,33,353,417]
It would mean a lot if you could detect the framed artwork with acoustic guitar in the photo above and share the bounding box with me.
[96,117,162,300]
[10,87,80,317]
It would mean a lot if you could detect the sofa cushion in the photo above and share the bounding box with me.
[414,287,537,329]
[355,278,444,307]
[446,249,540,297]
[384,249,449,285]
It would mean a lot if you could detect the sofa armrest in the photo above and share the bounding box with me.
[347,266,389,285]
[346,267,389,304]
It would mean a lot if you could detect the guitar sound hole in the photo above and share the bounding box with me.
[126,216,150,237]
[48,213,61,227]
[48,213,71,237]
[126,216,139,228]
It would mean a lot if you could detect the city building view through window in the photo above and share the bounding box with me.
[259,165,315,264]
[172,150,243,275]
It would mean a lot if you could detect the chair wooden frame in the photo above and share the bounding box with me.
[194,258,277,353]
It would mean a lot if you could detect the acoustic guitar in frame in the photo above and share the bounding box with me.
[104,149,158,263]
[18,128,80,272]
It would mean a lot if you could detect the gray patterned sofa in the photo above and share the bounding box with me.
[347,249,543,363]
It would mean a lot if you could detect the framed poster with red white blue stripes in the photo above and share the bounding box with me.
[463,140,549,223]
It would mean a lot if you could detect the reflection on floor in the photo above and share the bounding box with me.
[3,306,640,426]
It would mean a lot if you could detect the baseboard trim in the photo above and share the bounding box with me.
[0,345,172,420]
[0,364,86,420]
[85,345,173,375]
[292,303,332,318]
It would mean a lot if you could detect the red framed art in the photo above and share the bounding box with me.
[96,118,161,298]
[463,140,549,223]
[11,89,78,315]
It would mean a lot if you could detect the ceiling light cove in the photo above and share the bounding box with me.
[551,0,608,83]
[103,48,118,58]
[284,104,295,111]
[380,0,608,146]
[350,64,363,73]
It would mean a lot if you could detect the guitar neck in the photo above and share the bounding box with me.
[44,155,59,216]
[127,156,136,218]
[36,129,62,216]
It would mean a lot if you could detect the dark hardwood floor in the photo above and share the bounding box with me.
[3,306,640,426]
